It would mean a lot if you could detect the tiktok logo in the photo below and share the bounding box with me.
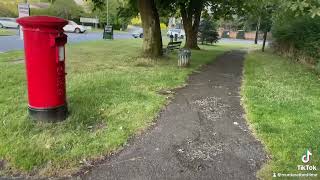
[302,149,312,164]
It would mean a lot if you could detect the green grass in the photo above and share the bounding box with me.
[0,29,16,36]
[242,51,320,179]
[0,39,249,176]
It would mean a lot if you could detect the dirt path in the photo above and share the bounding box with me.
[80,51,266,180]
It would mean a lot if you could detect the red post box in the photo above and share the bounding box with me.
[17,16,69,122]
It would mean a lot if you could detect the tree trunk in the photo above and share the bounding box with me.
[262,31,268,52]
[254,17,261,44]
[138,0,163,57]
[184,24,200,49]
[180,1,203,50]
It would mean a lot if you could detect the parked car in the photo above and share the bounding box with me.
[63,21,86,33]
[167,29,185,39]
[0,18,19,29]
[132,29,143,38]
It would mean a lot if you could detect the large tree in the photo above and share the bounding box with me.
[179,0,204,49]
[244,0,275,51]
[92,0,163,58]
[138,0,163,57]
[160,0,245,50]
[243,0,276,44]
[92,0,247,54]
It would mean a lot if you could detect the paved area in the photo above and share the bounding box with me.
[78,51,267,180]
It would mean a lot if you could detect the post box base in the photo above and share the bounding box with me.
[28,105,68,122]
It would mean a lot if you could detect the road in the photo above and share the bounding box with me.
[0,29,266,53]
[0,30,133,52]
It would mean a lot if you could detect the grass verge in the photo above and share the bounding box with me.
[242,51,320,179]
[0,39,249,177]
[0,29,16,36]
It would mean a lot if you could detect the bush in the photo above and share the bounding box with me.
[272,14,320,64]
[29,0,84,23]
[198,20,219,44]
[315,62,320,74]
[131,16,141,26]
[50,0,84,20]
[30,8,55,17]
[0,3,17,17]
[160,23,167,30]
[112,24,122,30]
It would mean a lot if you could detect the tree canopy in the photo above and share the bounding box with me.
[89,0,320,58]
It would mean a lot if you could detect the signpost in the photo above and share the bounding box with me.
[18,3,30,40]
[103,25,113,40]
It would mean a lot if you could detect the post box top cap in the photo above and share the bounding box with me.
[17,16,68,28]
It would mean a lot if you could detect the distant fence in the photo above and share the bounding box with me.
[218,30,272,40]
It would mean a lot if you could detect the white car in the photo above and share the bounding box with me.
[167,29,185,39]
[132,32,143,38]
[63,21,86,33]
[0,18,19,29]
[132,28,143,38]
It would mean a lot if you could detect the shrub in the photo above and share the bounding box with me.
[160,23,167,30]
[50,0,84,20]
[199,20,219,44]
[112,23,122,30]
[272,14,320,64]
[29,0,84,23]
[315,61,320,74]
[131,16,141,26]
[30,8,55,17]
[0,3,17,17]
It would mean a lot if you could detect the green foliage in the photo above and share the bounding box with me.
[89,0,132,30]
[285,0,320,18]
[209,0,246,20]
[117,1,138,27]
[245,0,275,32]
[243,51,320,179]
[0,2,17,17]
[199,13,219,44]
[218,16,247,31]
[30,8,55,17]
[31,0,84,21]
[272,13,320,63]
[315,61,320,74]
[49,0,84,20]
[0,38,239,176]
